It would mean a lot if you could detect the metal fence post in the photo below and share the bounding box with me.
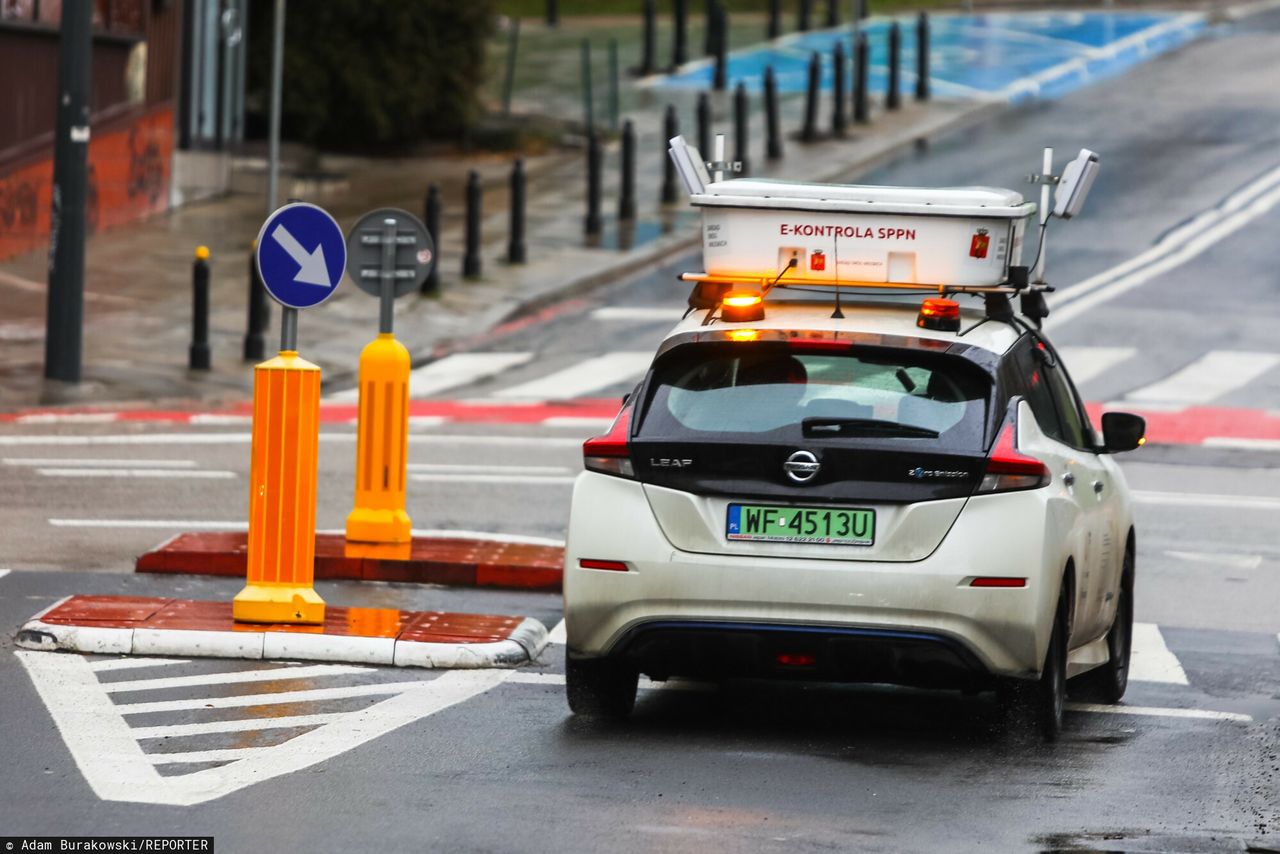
[916,13,930,102]
[887,22,902,111]
[797,0,812,32]
[853,32,870,123]
[832,40,847,137]
[463,170,482,279]
[508,159,527,264]
[672,0,688,68]
[661,105,680,203]
[190,247,211,371]
[712,4,727,91]
[580,39,594,133]
[697,91,712,156]
[802,51,820,142]
[608,38,620,131]
[501,17,521,116]
[767,0,781,39]
[826,0,839,27]
[585,134,603,237]
[619,120,637,221]
[733,83,750,176]
[422,184,441,294]
[765,66,783,160]
[640,0,656,76]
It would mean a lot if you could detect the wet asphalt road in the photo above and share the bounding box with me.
[3,8,1280,853]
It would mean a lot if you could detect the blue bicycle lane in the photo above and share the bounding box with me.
[653,11,1207,103]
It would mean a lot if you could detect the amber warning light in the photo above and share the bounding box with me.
[917,298,961,332]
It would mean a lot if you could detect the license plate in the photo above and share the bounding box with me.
[726,503,875,546]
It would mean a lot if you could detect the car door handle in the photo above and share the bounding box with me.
[1093,480,1105,494]
[1062,472,1075,487]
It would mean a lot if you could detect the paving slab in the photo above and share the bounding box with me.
[16,594,549,668]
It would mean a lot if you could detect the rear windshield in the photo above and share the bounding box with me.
[636,342,993,449]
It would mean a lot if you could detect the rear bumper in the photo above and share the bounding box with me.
[563,473,1069,679]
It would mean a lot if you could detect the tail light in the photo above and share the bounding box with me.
[977,419,1049,493]
[583,403,634,478]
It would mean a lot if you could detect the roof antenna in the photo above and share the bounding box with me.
[831,236,844,319]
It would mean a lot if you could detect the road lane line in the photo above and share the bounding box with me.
[0,433,585,448]
[101,664,372,693]
[4,458,199,468]
[147,748,270,765]
[49,519,249,530]
[408,353,535,398]
[1202,437,1280,452]
[542,417,615,430]
[131,713,350,739]
[1125,351,1280,405]
[1129,622,1189,685]
[591,307,682,322]
[89,658,190,672]
[1056,347,1137,385]
[17,413,118,425]
[1066,703,1251,723]
[405,463,572,475]
[1132,491,1280,511]
[188,415,252,426]
[35,468,236,479]
[493,352,652,399]
[113,681,435,714]
[408,474,577,485]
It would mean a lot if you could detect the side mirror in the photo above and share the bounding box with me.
[1101,412,1145,453]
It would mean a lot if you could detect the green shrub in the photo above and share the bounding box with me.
[247,0,495,150]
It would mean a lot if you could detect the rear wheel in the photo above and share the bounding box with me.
[566,653,639,719]
[1074,548,1134,704]
[1002,590,1068,741]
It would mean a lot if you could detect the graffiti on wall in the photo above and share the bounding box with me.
[0,105,173,262]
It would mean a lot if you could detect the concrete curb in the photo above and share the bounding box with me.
[16,614,549,670]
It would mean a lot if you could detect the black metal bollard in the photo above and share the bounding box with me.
[832,40,847,137]
[463,170,482,279]
[801,51,820,142]
[797,0,812,32]
[764,66,783,160]
[190,247,211,371]
[853,32,870,123]
[672,0,688,68]
[619,120,637,221]
[733,83,749,176]
[697,91,712,156]
[242,243,268,362]
[546,0,558,27]
[767,0,780,39]
[639,0,656,76]
[422,184,441,294]
[711,4,727,91]
[508,159,527,264]
[826,0,839,27]
[915,12,930,102]
[887,22,901,111]
[661,105,680,203]
[585,134,602,237]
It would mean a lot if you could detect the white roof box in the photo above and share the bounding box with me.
[691,177,1036,288]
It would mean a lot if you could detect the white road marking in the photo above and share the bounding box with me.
[3,458,199,468]
[0,569,9,580]
[547,619,567,646]
[408,474,577,485]
[1125,351,1280,405]
[405,463,572,475]
[407,416,448,428]
[36,468,236,479]
[409,352,535,398]
[0,432,586,448]
[101,664,372,694]
[131,713,350,740]
[1129,622,1189,685]
[89,658,190,672]
[188,415,252,426]
[113,681,437,714]
[49,519,249,530]
[1202,437,1280,452]
[1056,346,1137,385]
[591,307,682,322]
[147,747,271,765]
[541,417,615,430]
[1066,703,1251,723]
[493,352,652,399]
[1132,491,1280,511]
[1052,163,1280,325]
[17,650,514,806]
[1165,550,1263,570]
[16,413,118,425]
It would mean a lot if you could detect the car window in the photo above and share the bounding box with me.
[1014,345,1067,445]
[1043,360,1090,449]
[636,343,993,450]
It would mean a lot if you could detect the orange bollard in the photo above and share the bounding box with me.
[233,351,326,624]
[345,333,412,544]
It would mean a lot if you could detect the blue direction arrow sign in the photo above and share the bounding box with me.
[254,203,347,309]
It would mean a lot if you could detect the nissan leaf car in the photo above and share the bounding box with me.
[561,296,1145,740]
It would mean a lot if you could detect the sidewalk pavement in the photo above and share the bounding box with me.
[0,15,996,413]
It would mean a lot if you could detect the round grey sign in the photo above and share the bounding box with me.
[345,207,435,298]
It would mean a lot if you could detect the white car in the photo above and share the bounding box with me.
[562,295,1145,739]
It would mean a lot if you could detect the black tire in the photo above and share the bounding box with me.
[1002,590,1068,741]
[1073,549,1134,704]
[565,653,639,719]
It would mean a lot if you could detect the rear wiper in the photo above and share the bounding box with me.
[802,417,940,439]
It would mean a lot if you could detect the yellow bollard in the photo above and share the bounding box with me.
[233,351,326,624]
[345,333,412,543]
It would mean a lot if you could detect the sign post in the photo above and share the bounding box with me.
[234,202,346,625]
[344,208,435,545]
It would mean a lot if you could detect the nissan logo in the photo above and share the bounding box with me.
[783,450,820,484]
